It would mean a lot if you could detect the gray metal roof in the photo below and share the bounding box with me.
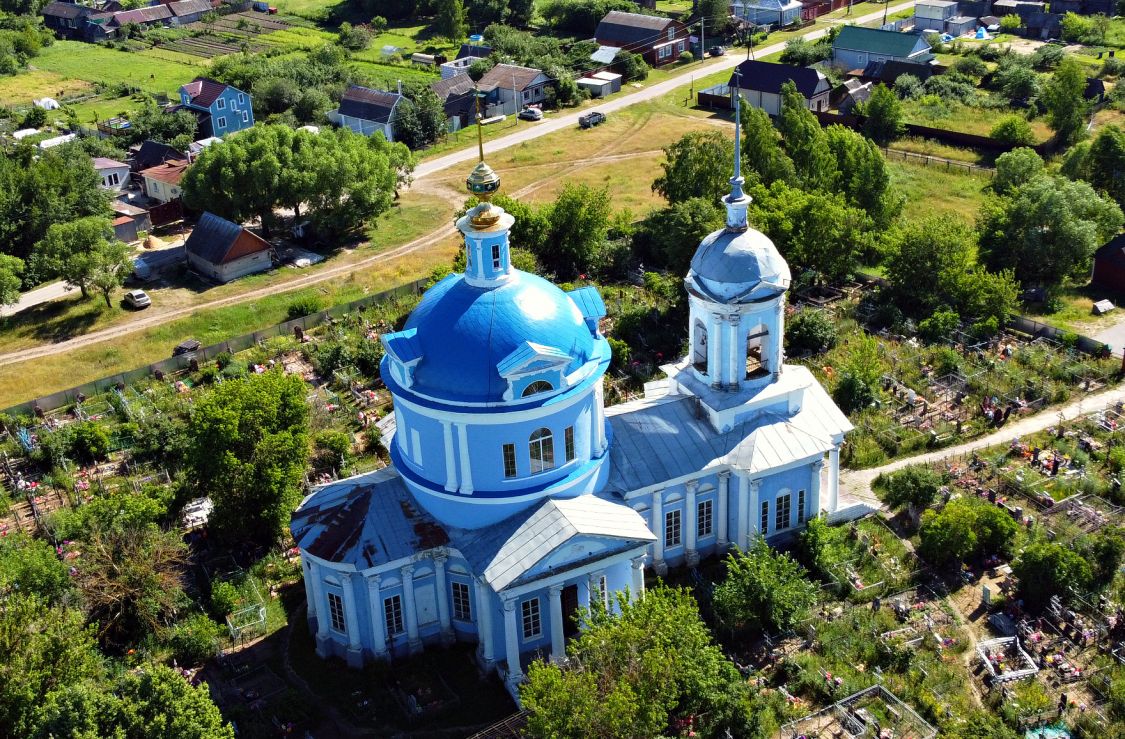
[454,496,654,592]
[605,377,851,492]
[290,469,450,569]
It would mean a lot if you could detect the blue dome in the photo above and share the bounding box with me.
[402,271,597,403]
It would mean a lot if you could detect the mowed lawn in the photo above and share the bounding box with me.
[889,158,991,223]
[24,41,209,99]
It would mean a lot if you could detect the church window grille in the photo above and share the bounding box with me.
[698,499,713,538]
[384,595,404,635]
[776,493,791,531]
[564,426,575,462]
[598,575,608,609]
[452,582,472,622]
[522,381,553,397]
[529,428,554,473]
[521,597,541,639]
[492,243,501,269]
[327,592,346,633]
[798,489,807,524]
[665,509,682,547]
[760,500,769,535]
[502,443,517,478]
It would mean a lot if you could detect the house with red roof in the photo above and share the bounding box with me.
[177,77,254,139]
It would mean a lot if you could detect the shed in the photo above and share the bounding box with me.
[1093,234,1125,292]
[185,211,273,283]
[590,45,621,65]
[333,85,402,141]
[945,15,978,35]
[914,0,957,30]
[113,215,139,243]
[577,71,622,98]
[1085,77,1106,103]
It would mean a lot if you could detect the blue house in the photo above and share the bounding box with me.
[291,104,859,703]
[176,77,254,139]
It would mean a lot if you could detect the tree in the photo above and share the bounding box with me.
[992,147,1044,195]
[541,184,612,279]
[1014,541,1093,609]
[186,370,310,545]
[336,21,372,50]
[979,174,1123,286]
[862,83,904,145]
[884,218,973,316]
[1084,529,1125,589]
[520,586,754,738]
[990,115,1036,147]
[919,498,1019,568]
[0,534,71,604]
[881,465,943,518]
[73,521,188,647]
[785,307,837,355]
[699,0,730,34]
[614,50,648,82]
[742,102,795,186]
[652,129,734,204]
[0,594,102,739]
[713,537,819,634]
[110,666,234,739]
[752,182,868,282]
[433,0,468,42]
[1042,57,1088,145]
[31,216,117,299]
[1084,124,1125,209]
[393,82,447,150]
[88,239,133,308]
[635,198,723,273]
[1000,13,1021,31]
[778,81,837,192]
[131,100,199,150]
[824,125,901,227]
[0,254,23,307]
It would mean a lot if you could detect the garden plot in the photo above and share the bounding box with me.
[779,684,938,739]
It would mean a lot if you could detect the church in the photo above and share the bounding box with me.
[289,105,853,698]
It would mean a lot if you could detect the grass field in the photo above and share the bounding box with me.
[889,157,991,222]
[901,98,1053,142]
[0,68,92,106]
[30,41,209,97]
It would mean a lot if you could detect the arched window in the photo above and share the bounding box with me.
[693,320,708,372]
[521,380,554,397]
[529,428,554,473]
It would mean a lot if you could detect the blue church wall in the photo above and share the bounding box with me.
[756,461,819,537]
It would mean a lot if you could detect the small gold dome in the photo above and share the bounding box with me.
[466,156,502,227]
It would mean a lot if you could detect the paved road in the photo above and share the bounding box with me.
[839,383,1125,504]
[0,0,916,364]
[0,281,77,318]
[416,0,918,179]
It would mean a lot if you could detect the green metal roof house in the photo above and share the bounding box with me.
[831,26,933,72]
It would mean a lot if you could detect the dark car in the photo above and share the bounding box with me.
[579,111,606,129]
[708,45,725,56]
[172,338,201,357]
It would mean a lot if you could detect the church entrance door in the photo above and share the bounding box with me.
[561,584,580,639]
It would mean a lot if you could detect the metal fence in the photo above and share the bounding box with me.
[3,278,428,418]
[881,147,995,177]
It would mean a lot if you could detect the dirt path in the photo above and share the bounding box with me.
[839,384,1125,503]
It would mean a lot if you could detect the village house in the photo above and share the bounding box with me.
[332,85,403,141]
[108,4,172,30]
[93,157,130,191]
[41,1,115,40]
[729,60,831,115]
[176,77,254,139]
[431,75,476,131]
[139,159,189,204]
[477,63,551,115]
[595,10,689,66]
[831,26,934,72]
[185,212,273,283]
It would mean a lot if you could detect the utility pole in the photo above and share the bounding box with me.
[882,0,889,27]
[700,16,705,61]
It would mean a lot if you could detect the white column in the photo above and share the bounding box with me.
[442,421,457,491]
[630,556,646,600]
[434,554,454,644]
[685,480,699,567]
[475,577,495,664]
[457,424,473,495]
[651,490,667,575]
[502,597,523,681]
[749,479,761,541]
[717,471,730,549]
[366,575,388,658]
[773,299,785,378]
[594,382,607,454]
[736,475,749,549]
[708,312,723,385]
[828,446,841,514]
[727,314,740,388]
[401,564,422,654]
[548,584,565,663]
[340,572,363,667]
[310,562,329,641]
[303,559,318,623]
[809,458,823,525]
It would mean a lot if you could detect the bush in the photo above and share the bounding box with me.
[990,115,1036,146]
[287,295,323,320]
[210,580,239,619]
[68,421,110,463]
[785,309,837,355]
[894,73,923,100]
[169,613,222,665]
[951,56,988,80]
[882,465,944,513]
[833,372,875,415]
[1102,56,1125,77]
[917,308,959,344]
[999,14,1021,32]
[1030,44,1064,70]
[678,51,693,63]
[315,430,352,469]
